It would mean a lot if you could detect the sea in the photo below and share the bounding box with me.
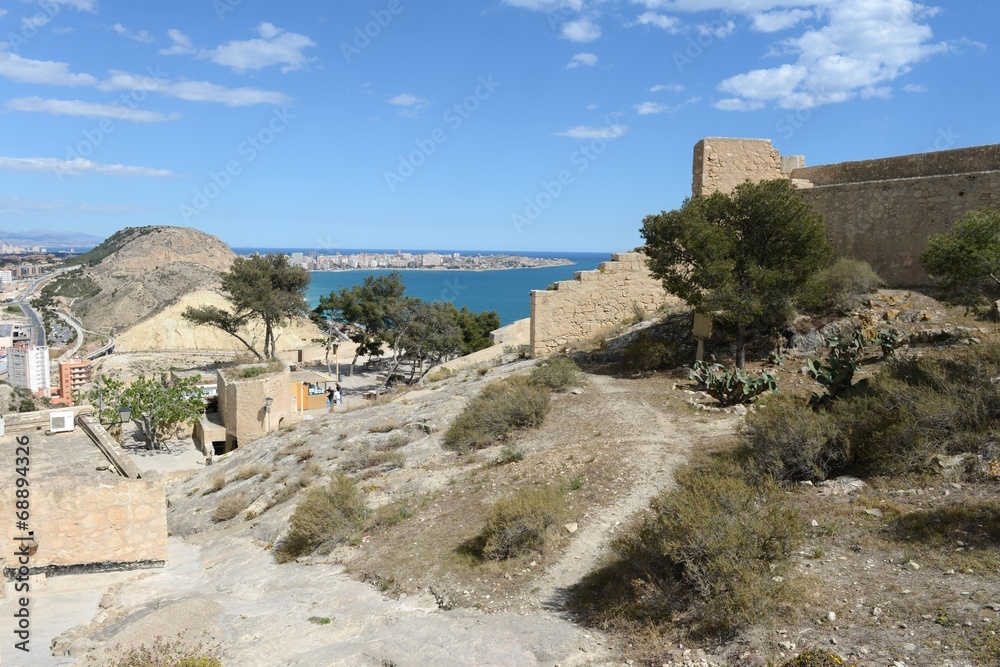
[232,249,611,326]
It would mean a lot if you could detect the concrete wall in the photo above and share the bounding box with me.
[692,137,785,196]
[530,253,678,357]
[217,364,293,450]
[0,476,167,575]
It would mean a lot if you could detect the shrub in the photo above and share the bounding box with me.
[837,343,1000,476]
[275,473,367,563]
[493,445,525,466]
[94,633,222,667]
[342,447,405,473]
[595,461,802,638]
[479,485,569,560]
[235,464,268,481]
[203,474,226,495]
[212,493,250,522]
[426,366,454,382]
[443,376,550,451]
[782,648,863,667]
[620,329,678,372]
[530,356,583,392]
[807,257,885,313]
[741,393,847,482]
[368,420,398,433]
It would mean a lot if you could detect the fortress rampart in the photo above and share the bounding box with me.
[694,137,1000,286]
[530,253,678,357]
[529,138,999,357]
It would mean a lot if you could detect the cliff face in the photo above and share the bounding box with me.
[70,226,320,353]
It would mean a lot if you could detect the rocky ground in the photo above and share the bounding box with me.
[34,289,1000,666]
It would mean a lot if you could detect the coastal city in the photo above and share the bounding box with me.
[284,250,572,271]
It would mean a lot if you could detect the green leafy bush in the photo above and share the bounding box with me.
[920,208,1000,311]
[580,461,803,638]
[741,393,846,482]
[443,376,550,451]
[275,473,367,563]
[479,486,569,560]
[530,356,583,391]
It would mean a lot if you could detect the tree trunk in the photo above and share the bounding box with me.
[736,323,746,369]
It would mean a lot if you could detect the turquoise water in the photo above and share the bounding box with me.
[297,252,608,326]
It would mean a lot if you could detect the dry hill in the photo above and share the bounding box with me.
[65,226,320,353]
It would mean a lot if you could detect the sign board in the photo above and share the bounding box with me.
[692,312,713,339]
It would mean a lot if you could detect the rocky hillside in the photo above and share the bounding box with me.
[65,226,320,353]
[70,226,235,335]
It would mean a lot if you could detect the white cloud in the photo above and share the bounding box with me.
[502,0,584,10]
[634,101,667,115]
[636,11,682,33]
[586,103,597,110]
[567,52,598,68]
[697,19,736,38]
[553,123,628,139]
[97,70,292,107]
[22,15,52,29]
[0,156,177,177]
[159,29,196,56]
[0,197,144,215]
[0,50,97,86]
[0,10,7,19]
[712,0,947,111]
[51,0,97,10]
[713,98,766,111]
[6,96,180,122]
[903,83,927,93]
[635,96,701,114]
[650,83,684,93]
[752,9,813,33]
[388,93,430,117]
[561,18,601,42]
[113,23,155,44]
[206,22,316,73]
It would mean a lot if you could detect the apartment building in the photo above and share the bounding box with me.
[58,359,93,405]
[9,345,51,396]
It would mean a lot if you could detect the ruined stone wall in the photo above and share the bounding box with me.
[530,253,678,357]
[0,476,166,574]
[692,137,784,196]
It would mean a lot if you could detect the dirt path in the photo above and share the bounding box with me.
[530,374,738,610]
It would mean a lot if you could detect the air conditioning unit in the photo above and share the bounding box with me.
[49,410,75,434]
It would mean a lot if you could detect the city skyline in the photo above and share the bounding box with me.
[0,1,996,252]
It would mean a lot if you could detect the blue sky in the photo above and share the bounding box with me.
[0,0,993,252]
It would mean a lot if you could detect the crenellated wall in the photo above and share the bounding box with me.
[530,252,678,357]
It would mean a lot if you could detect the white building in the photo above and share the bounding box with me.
[9,346,51,395]
[0,270,12,286]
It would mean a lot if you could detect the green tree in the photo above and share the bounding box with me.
[183,254,309,360]
[641,179,832,367]
[401,301,464,381]
[314,272,406,374]
[455,306,500,355]
[920,208,1000,311]
[84,374,205,450]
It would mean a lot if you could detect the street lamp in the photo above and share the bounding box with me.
[264,396,273,433]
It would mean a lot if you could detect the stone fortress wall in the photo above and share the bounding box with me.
[530,253,679,357]
[693,138,1000,286]
[529,137,999,357]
